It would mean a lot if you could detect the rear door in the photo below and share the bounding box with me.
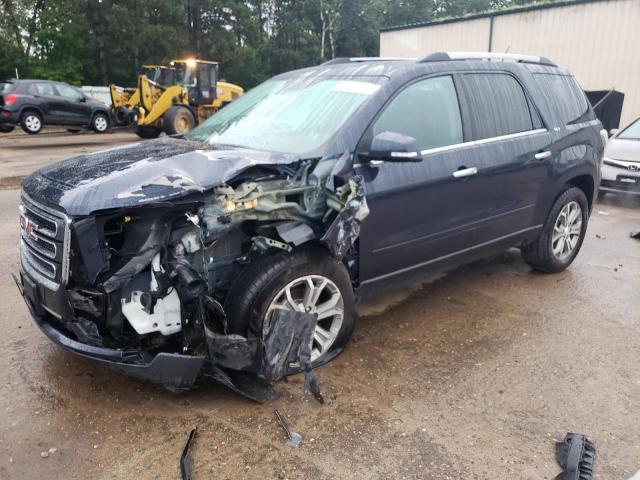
[452,71,552,245]
[27,82,60,122]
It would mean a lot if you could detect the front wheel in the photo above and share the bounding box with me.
[224,248,356,365]
[91,113,110,133]
[521,187,589,273]
[163,106,195,135]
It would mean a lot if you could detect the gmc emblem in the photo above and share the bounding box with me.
[20,214,39,241]
[629,164,640,172]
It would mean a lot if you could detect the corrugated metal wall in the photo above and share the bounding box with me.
[380,0,640,126]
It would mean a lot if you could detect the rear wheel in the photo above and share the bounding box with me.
[91,113,110,133]
[163,106,195,135]
[0,125,14,133]
[135,125,162,139]
[20,111,43,134]
[521,187,589,273]
[224,248,356,365]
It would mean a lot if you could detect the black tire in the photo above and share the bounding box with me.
[135,126,162,139]
[20,110,43,134]
[67,129,81,133]
[114,106,132,126]
[163,106,195,135]
[91,112,110,133]
[224,247,356,365]
[0,124,14,133]
[521,187,589,273]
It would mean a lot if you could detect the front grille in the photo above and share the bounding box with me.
[20,193,70,284]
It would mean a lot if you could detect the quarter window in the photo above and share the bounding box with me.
[533,73,588,125]
[460,73,538,140]
[372,75,463,151]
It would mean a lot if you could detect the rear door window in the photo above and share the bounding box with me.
[533,73,588,125]
[29,83,56,96]
[459,73,539,140]
[372,75,463,151]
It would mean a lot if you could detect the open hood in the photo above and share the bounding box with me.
[21,137,298,216]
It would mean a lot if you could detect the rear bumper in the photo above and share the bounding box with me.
[0,109,19,124]
[18,268,205,392]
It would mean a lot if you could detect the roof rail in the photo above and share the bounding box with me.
[419,51,557,67]
[322,57,416,66]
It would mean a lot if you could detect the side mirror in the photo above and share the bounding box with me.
[609,128,620,138]
[367,131,422,162]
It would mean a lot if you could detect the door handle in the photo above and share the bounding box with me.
[535,151,552,160]
[453,167,477,178]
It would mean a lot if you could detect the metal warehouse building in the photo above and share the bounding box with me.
[380,0,640,127]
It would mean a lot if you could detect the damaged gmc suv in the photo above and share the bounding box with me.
[17,52,604,401]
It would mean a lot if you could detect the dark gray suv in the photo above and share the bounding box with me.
[0,79,111,134]
[17,52,604,400]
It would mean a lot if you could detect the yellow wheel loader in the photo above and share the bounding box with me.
[133,59,243,139]
[109,65,175,126]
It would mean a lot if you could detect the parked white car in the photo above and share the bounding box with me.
[600,117,640,196]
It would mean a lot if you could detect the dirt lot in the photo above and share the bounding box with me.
[0,132,639,479]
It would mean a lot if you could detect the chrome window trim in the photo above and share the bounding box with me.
[419,128,548,157]
[354,129,549,168]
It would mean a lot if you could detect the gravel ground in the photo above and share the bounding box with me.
[0,134,639,479]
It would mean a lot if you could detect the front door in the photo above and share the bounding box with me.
[357,74,478,285]
[54,83,92,125]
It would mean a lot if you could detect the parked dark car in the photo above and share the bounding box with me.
[0,79,111,134]
[17,52,604,399]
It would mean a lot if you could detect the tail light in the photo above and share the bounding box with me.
[4,93,18,106]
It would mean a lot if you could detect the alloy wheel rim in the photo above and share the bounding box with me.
[265,275,344,362]
[95,116,108,131]
[25,115,40,131]
[551,201,582,261]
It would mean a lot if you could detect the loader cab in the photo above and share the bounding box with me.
[141,65,176,87]
[171,59,218,106]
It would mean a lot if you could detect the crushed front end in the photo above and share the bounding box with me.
[17,156,367,401]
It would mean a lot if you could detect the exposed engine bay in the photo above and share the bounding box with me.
[37,156,368,401]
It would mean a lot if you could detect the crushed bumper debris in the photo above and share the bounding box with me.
[180,427,198,480]
[203,309,323,403]
[555,433,595,480]
[275,410,302,448]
